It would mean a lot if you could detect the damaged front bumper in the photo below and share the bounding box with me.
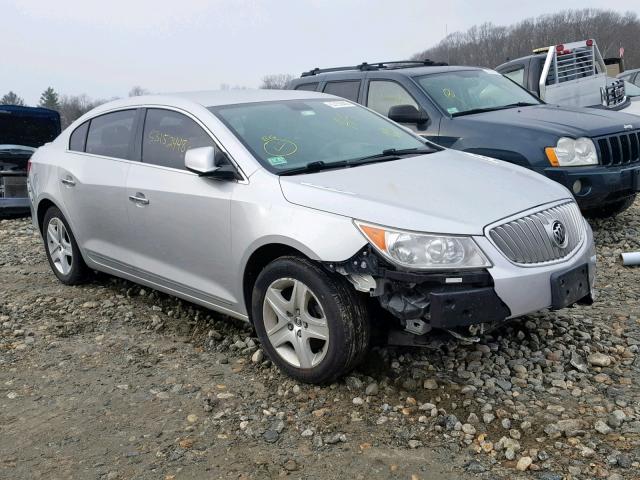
[326,221,596,335]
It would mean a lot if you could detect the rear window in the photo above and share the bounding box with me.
[295,82,319,92]
[85,110,136,159]
[69,121,89,152]
[323,81,360,101]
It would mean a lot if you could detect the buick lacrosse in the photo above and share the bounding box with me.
[29,90,596,383]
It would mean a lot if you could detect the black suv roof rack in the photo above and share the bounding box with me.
[301,60,448,77]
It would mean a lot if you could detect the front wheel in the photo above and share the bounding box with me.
[583,194,636,218]
[42,206,89,285]
[252,256,370,384]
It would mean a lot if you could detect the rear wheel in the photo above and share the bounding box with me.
[252,256,370,384]
[43,206,89,285]
[583,194,635,218]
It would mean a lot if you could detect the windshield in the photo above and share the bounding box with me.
[624,80,640,97]
[415,69,541,116]
[209,99,429,174]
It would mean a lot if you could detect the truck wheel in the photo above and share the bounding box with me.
[252,256,370,384]
[43,206,89,285]
[583,194,636,218]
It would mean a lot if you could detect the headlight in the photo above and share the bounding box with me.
[354,221,491,270]
[545,137,598,167]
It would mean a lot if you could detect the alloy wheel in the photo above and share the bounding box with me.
[46,217,73,275]
[262,277,330,368]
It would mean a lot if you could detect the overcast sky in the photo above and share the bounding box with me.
[2,0,638,105]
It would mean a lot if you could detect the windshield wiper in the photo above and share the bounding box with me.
[278,147,434,176]
[452,102,539,117]
[350,147,435,165]
[278,160,349,176]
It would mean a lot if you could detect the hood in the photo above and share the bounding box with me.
[456,104,639,138]
[621,97,640,117]
[279,150,571,235]
[0,106,61,148]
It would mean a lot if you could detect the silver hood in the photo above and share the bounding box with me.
[279,150,572,235]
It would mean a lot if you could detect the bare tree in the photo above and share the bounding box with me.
[58,94,107,128]
[129,86,150,97]
[260,74,294,90]
[412,9,640,70]
[1,91,26,106]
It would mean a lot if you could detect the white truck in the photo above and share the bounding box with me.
[496,39,632,113]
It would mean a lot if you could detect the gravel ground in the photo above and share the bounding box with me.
[1,201,639,480]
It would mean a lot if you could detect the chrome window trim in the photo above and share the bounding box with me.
[64,104,249,184]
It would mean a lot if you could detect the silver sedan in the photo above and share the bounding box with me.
[28,90,596,383]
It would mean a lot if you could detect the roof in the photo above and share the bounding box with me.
[295,65,483,82]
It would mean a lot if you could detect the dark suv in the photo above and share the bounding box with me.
[289,61,640,217]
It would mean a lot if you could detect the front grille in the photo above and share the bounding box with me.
[596,130,640,166]
[489,202,585,265]
[0,175,28,198]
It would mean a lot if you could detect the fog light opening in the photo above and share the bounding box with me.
[572,180,582,195]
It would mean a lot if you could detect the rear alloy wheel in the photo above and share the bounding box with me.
[252,256,370,384]
[43,206,89,285]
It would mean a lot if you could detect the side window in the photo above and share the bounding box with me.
[323,81,360,102]
[69,121,89,152]
[85,110,136,159]
[295,82,319,92]
[504,67,525,86]
[142,109,214,169]
[367,80,418,117]
[632,73,640,87]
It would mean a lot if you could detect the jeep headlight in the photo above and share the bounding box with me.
[545,137,598,167]
[355,221,491,270]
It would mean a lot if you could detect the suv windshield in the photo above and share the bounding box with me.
[210,99,431,174]
[415,69,541,117]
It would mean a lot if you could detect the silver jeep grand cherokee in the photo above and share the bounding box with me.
[28,90,596,383]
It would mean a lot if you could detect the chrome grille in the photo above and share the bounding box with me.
[489,202,585,265]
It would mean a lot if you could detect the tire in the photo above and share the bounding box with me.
[252,256,370,384]
[42,206,89,285]
[583,194,636,219]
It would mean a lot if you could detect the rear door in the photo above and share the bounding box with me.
[59,109,139,270]
[124,107,237,307]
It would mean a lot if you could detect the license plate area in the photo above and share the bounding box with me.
[633,169,640,192]
[550,263,590,309]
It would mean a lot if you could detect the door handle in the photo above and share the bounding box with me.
[128,193,149,206]
[60,177,76,187]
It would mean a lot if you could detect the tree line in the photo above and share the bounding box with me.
[412,9,640,70]
[0,86,150,129]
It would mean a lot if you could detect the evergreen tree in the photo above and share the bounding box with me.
[0,91,26,106]
[39,87,60,110]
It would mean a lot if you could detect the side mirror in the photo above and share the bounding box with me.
[388,105,429,125]
[185,146,240,181]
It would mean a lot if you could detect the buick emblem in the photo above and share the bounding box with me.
[550,220,568,248]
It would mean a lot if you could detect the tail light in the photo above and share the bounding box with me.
[27,160,32,174]
[586,39,593,47]
[556,44,564,52]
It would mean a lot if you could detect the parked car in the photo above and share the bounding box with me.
[495,39,629,111]
[289,61,640,217]
[29,90,596,383]
[1,105,60,215]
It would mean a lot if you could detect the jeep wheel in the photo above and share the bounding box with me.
[252,256,370,384]
[583,194,636,219]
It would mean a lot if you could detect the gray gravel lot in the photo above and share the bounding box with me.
[1,202,639,479]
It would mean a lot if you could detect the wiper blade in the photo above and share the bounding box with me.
[278,160,349,176]
[350,147,434,165]
[452,102,538,117]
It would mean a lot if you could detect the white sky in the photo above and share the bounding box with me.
[2,0,638,105]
